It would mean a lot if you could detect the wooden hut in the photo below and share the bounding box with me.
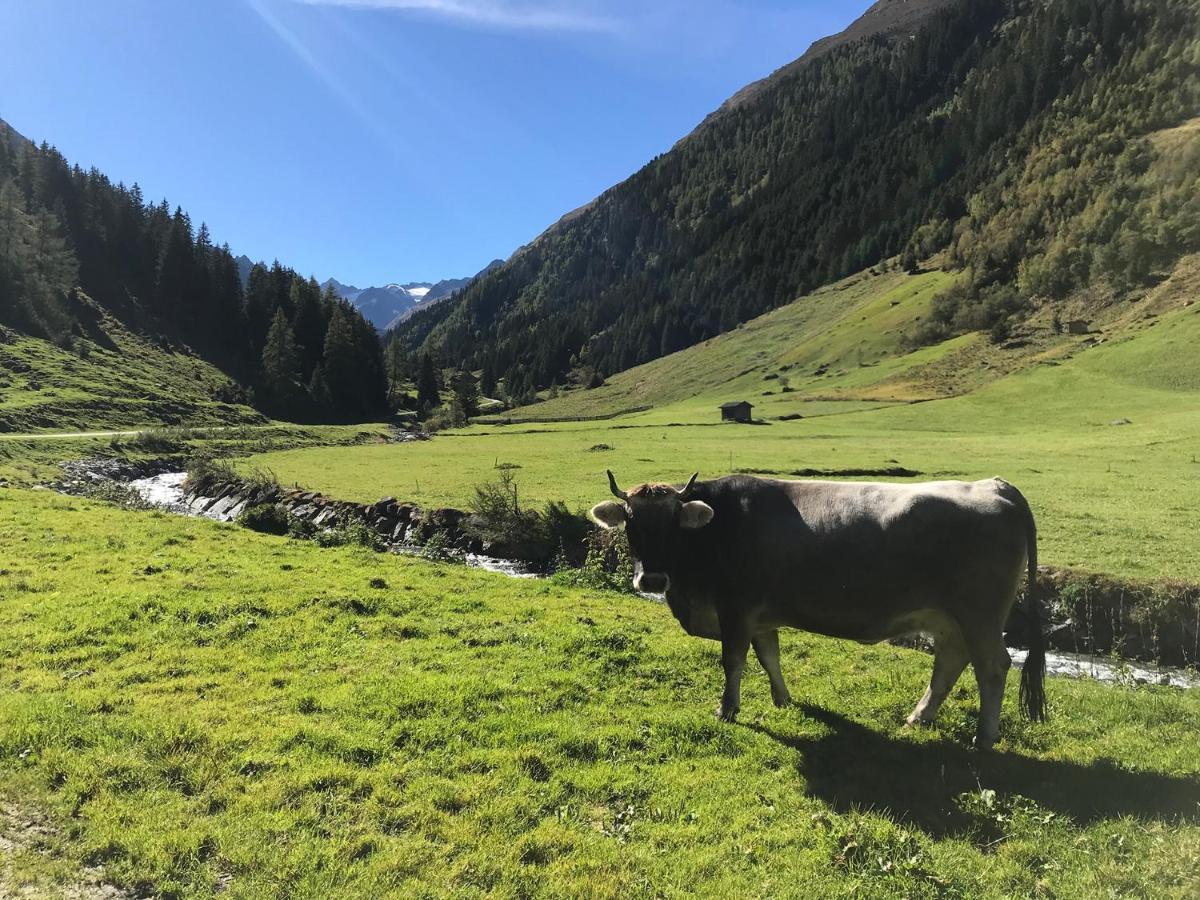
[719,401,754,423]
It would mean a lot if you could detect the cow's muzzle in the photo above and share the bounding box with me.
[635,571,670,594]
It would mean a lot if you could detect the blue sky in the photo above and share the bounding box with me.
[0,1,866,286]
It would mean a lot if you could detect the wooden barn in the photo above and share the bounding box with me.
[719,401,754,423]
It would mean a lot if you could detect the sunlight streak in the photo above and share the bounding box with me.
[291,0,620,33]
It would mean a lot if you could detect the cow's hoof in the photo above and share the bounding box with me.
[772,693,793,709]
[715,705,739,723]
[904,714,932,729]
[972,734,998,751]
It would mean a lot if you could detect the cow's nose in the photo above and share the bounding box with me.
[637,572,670,594]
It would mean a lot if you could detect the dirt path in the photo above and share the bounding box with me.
[0,804,133,899]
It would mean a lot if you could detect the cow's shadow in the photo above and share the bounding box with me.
[747,703,1200,839]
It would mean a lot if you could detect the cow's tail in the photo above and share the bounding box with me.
[1012,484,1047,722]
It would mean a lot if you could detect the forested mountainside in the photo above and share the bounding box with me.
[0,120,387,422]
[394,0,1200,403]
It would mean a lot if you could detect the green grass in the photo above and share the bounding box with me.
[0,309,263,433]
[241,294,1200,582]
[1,488,1198,898]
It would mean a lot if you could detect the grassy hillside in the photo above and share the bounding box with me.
[481,267,961,425]
[0,304,264,433]
[1,488,1198,897]
[241,255,1200,583]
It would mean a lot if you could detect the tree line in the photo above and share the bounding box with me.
[0,124,387,422]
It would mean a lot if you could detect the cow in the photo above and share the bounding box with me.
[590,471,1046,749]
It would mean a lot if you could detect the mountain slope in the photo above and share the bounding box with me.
[394,0,1199,402]
[0,294,263,431]
[696,0,957,130]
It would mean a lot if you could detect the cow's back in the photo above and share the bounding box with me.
[672,475,1029,640]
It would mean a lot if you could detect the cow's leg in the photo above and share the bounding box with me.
[752,630,792,708]
[964,627,1012,750]
[906,627,968,726]
[716,610,751,722]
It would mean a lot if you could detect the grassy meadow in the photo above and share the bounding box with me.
[241,261,1200,583]
[2,488,1199,898]
[0,307,263,434]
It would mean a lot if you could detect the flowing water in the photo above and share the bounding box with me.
[128,472,537,575]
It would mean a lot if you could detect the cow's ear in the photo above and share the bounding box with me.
[590,500,627,529]
[679,500,714,530]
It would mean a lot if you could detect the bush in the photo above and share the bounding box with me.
[464,471,591,567]
[551,529,637,594]
[185,455,241,494]
[122,426,196,454]
[419,529,455,561]
[286,513,316,539]
[237,503,290,535]
[468,470,545,553]
[316,521,385,551]
[75,479,153,510]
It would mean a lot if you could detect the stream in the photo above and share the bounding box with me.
[128,472,537,578]
[127,472,1199,690]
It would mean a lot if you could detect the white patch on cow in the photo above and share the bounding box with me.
[679,500,714,530]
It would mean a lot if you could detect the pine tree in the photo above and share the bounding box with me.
[451,368,479,418]
[308,364,333,410]
[321,303,359,418]
[291,276,327,379]
[479,356,497,399]
[260,308,302,414]
[416,352,440,413]
[384,336,409,407]
[244,263,276,355]
[155,207,194,332]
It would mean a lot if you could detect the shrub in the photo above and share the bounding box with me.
[124,426,193,454]
[551,529,637,594]
[286,513,316,539]
[185,455,241,494]
[465,471,591,567]
[469,470,545,553]
[237,503,290,536]
[75,479,153,510]
[317,521,385,551]
[419,529,455,561]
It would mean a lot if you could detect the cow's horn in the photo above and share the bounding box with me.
[680,472,699,497]
[607,470,628,501]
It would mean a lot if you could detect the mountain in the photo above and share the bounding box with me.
[392,0,1200,403]
[0,118,31,152]
[235,254,255,288]
[324,260,503,331]
[344,282,432,331]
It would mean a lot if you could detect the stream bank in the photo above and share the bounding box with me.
[53,458,1200,689]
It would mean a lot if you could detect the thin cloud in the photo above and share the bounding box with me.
[292,0,620,33]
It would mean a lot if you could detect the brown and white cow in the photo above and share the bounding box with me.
[590,471,1046,748]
